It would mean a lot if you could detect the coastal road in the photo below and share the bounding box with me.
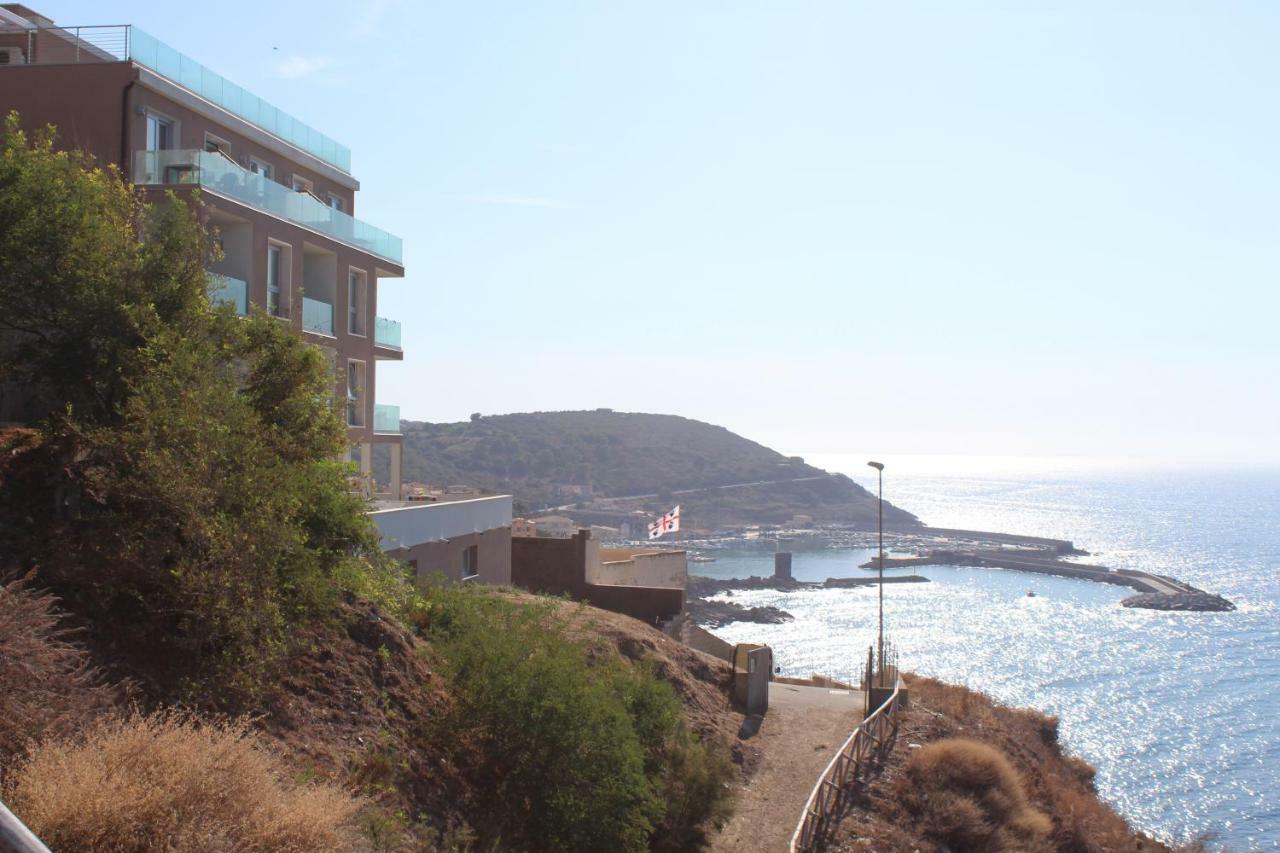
[712,683,865,853]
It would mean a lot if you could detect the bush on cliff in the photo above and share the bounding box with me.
[414,583,733,852]
[3,712,362,852]
[0,114,403,701]
[0,576,116,763]
[897,737,1051,852]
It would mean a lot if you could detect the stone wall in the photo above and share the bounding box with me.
[593,548,687,588]
[511,531,684,624]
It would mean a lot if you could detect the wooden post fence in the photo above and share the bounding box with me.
[788,678,904,852]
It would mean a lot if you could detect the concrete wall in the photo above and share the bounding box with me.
[391,525,511,586]
[733,644,772,715]
[593,548,687,588]
[510,530,597,597]
[510,531,683,624]
[371,496,513,551]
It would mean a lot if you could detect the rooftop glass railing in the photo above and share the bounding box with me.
[133,150,402,264]
[128,27,351,172]
[7,24,351,172]
[374,403,401,434]
[206,272,248,315]
[374,316,402,349]
[301,297,334,335]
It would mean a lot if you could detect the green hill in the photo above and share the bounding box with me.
[388,411,920,529]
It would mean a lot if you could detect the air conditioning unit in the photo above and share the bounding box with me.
[0,48,27,66]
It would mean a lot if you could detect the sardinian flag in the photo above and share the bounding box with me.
[648,505,681,540]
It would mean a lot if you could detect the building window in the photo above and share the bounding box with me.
[347,268,367,337]
[292,175,314,194]
[204,133,230,155]
[145,112,174,152]
[249,157,273,180]
[327,193,346,213]
[346,360,365,427]
[266,242,290,317]
[462,545,479,580]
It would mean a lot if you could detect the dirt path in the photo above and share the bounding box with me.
[712,684,865,853]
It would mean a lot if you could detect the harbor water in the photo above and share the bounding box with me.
[702,464,1280,848]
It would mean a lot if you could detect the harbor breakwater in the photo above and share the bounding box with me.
[862,547,1235,612]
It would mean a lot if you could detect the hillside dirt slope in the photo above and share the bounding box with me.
[829,675,1178,852]
[0,574,751,848]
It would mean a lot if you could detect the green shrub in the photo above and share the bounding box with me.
[0,114,409,702]
[415,584,732,851]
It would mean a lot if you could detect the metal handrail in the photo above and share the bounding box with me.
[0,798,51,853]
[789,678,905,852]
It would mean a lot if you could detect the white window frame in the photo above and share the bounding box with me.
[291,174,314,194]
[144,108,178,153]
[347,267,367,338]
[204,132,231,155]
[266,240,291,318]
[346,359,366,428]
[326,193,346,213]
[249,156,273,180]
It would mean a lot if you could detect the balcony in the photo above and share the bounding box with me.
[301,297,333,335]
[133,150,402,264]
[374,403,401,434]
[374,316,402,349]
[206,272,247,315]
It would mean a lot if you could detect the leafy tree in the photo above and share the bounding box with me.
[0,114,404,701]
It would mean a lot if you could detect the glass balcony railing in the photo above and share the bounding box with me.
[206,272,247,315]
[301,297,333,335]
[374,403,401,434]
[128,27,352,172]
[374,316,402,349]
[133,150,403,264]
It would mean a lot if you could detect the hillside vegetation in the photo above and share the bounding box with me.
[392,411,919,527]
[0,117,739,851]
[832,675,1190,852]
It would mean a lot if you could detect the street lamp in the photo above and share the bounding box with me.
[867,461,885,678]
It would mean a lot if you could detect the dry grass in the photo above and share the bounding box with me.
[5,711,363,852]
[0,575,117,763]
[898,738,1052,852]
[832,675,1175,852]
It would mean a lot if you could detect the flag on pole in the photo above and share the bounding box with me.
[647,505,681,540]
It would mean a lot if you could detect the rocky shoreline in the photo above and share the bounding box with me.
[1121,591,1236,612]
[684,573,930,626]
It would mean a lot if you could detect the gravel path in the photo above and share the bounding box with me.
[711,683,865,853]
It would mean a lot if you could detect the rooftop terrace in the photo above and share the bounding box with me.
[0,18,351,172]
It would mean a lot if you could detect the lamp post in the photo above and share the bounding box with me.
[867,460,885,680]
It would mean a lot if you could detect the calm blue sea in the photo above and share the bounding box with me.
[701,466,1280,849]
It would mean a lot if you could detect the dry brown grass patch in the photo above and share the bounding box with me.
[0,575,116,762]
[898,737,1052,852]
[5,711,363,852]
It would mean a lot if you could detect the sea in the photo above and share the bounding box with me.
[699,458,1279,849]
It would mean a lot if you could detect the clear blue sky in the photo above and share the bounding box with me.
[49,2,1280,468]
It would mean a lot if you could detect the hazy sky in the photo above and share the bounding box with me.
[50,2,1280,467]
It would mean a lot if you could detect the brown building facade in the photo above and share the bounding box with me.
[0,6,405,493]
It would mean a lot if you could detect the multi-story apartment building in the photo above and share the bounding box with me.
[0,5,512,584]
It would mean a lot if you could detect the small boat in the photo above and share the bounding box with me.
[1026,590,1037,598]
[689,555,717,563]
